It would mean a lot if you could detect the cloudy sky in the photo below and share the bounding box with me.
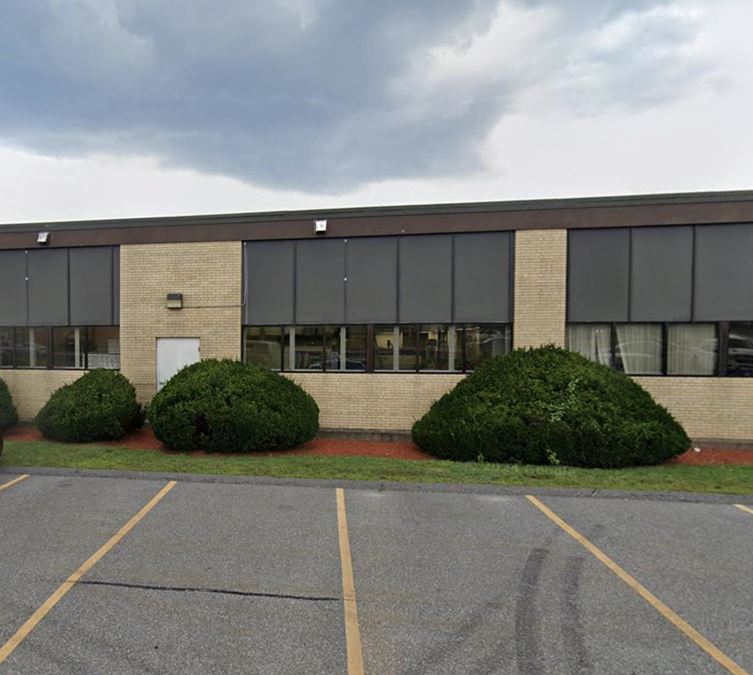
[0,0,751,223]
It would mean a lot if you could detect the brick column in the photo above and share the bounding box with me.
[120,242,243,404]
[513,229,567,349]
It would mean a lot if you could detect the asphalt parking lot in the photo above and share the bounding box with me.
[0,471,751,674]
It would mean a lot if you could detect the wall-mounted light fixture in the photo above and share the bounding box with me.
[37,232,50,245]
[166,293,183,310]
[314,219,327,234]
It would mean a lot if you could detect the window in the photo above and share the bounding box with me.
[614,324,663,375]
[462,325,512,371]
[87,327,120,369]
[293,325,325,370]
[245,326,283,369]
[567,323,725,376]
[374,325,399,371]
[668,324,717,376]
[15,328,49,368]
[418,325,453,371]
[0,327,119,370]
[0,328,13,368]
[567,324,612,366]
[244,324,511,373]
[53,327,85,369]
[727,324,753,377]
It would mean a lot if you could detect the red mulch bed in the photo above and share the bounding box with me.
[5,424,753,465]
[4,424,432,461]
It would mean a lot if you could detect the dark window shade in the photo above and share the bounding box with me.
[296,239,345,324]
[70,247,113,325]
[399,235,452,323]
[568,229,629,322]
[0,251,27,326]
[694,224,753,321]
[245,241,295,325]
[28,249,68,326]
[112,247,120,325]
[345,237,397,323]
[630,227,692,322]
[454,232,512,322]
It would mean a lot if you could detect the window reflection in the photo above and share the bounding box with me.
[245,326,282,370]
[463,325,511,371]
[727,324,753,377]
[614,324,663,375]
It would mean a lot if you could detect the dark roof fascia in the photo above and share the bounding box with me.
[3,189,753,233]
[1,189,753,249]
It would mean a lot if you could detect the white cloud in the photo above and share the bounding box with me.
[0,0,751,223]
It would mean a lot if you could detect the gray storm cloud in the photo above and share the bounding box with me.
[0,0,704,192]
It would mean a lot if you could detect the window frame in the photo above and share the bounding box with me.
[0,326,121,371]
[567,321,726,377]
[242,323,512,374]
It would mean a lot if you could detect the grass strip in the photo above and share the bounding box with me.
[2,441,752,495]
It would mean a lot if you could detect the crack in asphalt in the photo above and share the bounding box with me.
[78,579,340,602]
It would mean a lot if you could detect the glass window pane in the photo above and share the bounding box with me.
[727,324,753,377]
[323,325,341,371]
[374,325,398,371]
[667,324,718,376]
[244,327,282,369]
[614,324,662,375]
[464,325,511,370]
[0,328,13,368]
[567,324,612,366]
[15,328,49,368]
[87,327,120,369]
[418,325,451,371]
[292,326,323,370]
[345,326,367,371]
[398,325,418,371]
[53,327,85,369]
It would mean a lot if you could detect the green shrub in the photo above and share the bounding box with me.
[148,359,319,452]
[36,370,144,443]
[412,346,689,468]
[0,378,18,434]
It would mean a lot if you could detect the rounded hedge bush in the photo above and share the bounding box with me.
[412,346,689,468]
[148,359,319,452]
[36,370,144,443]
[0,378,18,434]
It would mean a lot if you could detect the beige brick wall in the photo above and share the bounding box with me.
[289,373,464,432]
[513,229,567,348]
[1,370,85,421]
[635,377,753,442]
[121,242,242,403]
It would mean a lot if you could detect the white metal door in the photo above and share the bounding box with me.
[156,338,200,391]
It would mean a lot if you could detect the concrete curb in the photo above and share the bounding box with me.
[2,464,752,505]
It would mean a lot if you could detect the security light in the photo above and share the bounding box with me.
[314,219,327,234]
[166,293,183,309]
[37,232,50,245]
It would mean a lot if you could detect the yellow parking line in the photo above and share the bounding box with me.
[526,495,748,675]
[0,474,29,492]
[0,480,177,665]
[735,504,753,517]
[336,488,364,675]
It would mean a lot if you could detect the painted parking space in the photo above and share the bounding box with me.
[0,476,174,652]
[0,481,348,674]
[0,474,751,674]
[533,496,753,674]
[345,489,727,674]
[0,474,28,492]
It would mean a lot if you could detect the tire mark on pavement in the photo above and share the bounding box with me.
[560,555,592,674]
[514,547,548,675]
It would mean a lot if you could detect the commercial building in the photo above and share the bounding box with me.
[1,190,753,443]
